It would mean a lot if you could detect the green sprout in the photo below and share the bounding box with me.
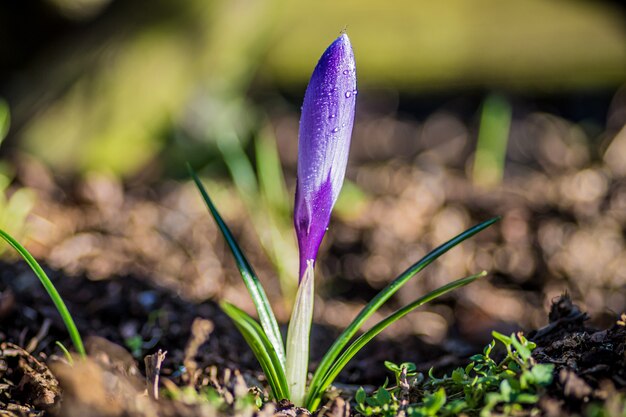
[0,229,86,358]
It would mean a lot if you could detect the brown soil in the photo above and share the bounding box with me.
[1,96,626,416]
[2,263,626,416]
[0,258,453,416]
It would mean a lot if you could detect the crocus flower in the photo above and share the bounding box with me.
[286,34,357,406]
[294,33,357,280]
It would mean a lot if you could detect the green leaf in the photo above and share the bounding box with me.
[424,388,447,414]
[355,387,367,404]
[0,229,86,358]
[384,361,401,374]
[452,368,465,384]
[530,364,554,386]
[365,397,380,407]
[305,217,499,409]
[403,362,417,374]
[492,331,512,346]
[499,379,512,402]
[217,134,258,198]
[516,393,539,404]
[255,128,290,215]
[510,334,532,362]
[308,272,487,409]
[55,341,74,366]
[220,302,289,400]
[472,93,512,188]
[188,165,286,368]
[376,387,392,404]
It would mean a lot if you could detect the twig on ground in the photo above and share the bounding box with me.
[145,349,167,400]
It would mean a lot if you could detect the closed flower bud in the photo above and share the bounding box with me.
[294,33,357,280]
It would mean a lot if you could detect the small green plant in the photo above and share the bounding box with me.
[162,366,263,412]
[0,229,86,358]
[354,331,554,417]
[163,384,262,412]
[190,33,500,409]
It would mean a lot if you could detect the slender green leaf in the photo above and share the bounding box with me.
[510,334,532,362]
[305,217,499,408]
[355,386,366,403]
[55,341,74,365]
[0,228,86,358]
[221,302,290,400]
[188,165,286,368]
[491,331,511,346]
[255,128,290,215]
[218,134,259,200]
[307,272,486,410]
[472,93,512,188]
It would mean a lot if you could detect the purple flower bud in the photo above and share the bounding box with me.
[294,34,357,280]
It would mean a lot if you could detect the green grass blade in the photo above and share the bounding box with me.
[221,302,290,400]
[255,128,290,216]
[55,341,74,365]
[189,165,286,368]
[306,272,486,410]
[0,228,86,358]
[218,134,259,200]
[305,217,499,408]
[472,93,512,188]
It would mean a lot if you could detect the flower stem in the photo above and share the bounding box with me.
[286,260,315,406]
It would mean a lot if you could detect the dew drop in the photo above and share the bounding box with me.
[329,114,336,119]
[352,89,358,96]
[332,127,339,133]
[343,69,350,75]
[345,91,352,98]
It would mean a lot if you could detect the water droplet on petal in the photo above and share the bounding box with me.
[343,69,350,75]
[352,89,358,95]
[332,127,339,133]
[345,91,352,98]
[329,113,336,119]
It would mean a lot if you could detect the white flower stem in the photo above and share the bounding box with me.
[285,260,315,406]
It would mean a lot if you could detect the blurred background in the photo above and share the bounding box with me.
[1,0,625,348]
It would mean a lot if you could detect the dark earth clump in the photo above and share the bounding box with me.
[530,294,626,416]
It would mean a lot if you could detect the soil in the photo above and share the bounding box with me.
[1,261,626,416]
[0,259,455,416]
[1,97,626,416]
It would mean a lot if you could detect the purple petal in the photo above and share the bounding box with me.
[294,34,357,280]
